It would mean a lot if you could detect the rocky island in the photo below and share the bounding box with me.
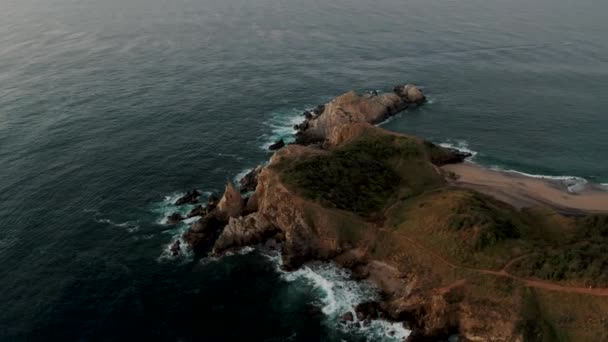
[172,85,608,341]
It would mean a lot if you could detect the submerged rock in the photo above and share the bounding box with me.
[170,240,181,256]
[175,189,201,205]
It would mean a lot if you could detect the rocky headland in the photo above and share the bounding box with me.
[171,85,608,341]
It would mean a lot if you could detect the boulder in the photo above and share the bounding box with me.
[167,212,184,224]
[269,139,286,151]
[217,183,244,219]
[175,189,201,205]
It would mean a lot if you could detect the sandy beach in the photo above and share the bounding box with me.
[442,162,608,214]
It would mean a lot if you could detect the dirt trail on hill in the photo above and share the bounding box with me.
[400,235,608,296]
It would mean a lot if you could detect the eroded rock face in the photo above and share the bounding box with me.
[212,212,280,254]
[239,166,263,193]
[217,183,244,219]
[182,211,228,253]
[295,84,425,144]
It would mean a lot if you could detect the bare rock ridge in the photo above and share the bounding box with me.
[291,84,426,146]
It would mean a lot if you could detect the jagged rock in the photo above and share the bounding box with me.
[170,240,181,256]
[182,211,228,253]
[394,84,426,104]
[269,139,286,151]
[187,205,207,218]
[239,166,263,193]
[167,212,184,224]
[175,189,201,205]
[303,111,313,120]
[340,312,354,323]
[213,213,280,254]
[217,183,244,219]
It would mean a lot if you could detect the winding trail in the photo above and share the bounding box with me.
[399,235,608,296]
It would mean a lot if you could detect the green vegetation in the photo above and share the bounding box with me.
[511,214,608,287]
[278,132,444,214]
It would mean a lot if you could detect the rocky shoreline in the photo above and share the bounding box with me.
[162,84,608,341]
[163,84,478,340]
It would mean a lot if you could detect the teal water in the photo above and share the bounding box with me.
[1,0,607,340]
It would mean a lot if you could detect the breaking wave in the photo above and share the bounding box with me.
[262,249,410,341]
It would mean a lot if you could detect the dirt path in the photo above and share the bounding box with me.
[400,235,608,296]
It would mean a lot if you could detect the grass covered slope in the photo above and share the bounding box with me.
[276,130,447,214]
[270,124,608,341]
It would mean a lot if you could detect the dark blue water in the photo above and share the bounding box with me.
[1,0,608,340]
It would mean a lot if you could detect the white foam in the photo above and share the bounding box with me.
[259,107,311,150]
[151,191,210,224]
[233,168,253,185]
[489,166,589,193]
[95,217,140,232]
[439,140,478,159]
[262,250,410,341]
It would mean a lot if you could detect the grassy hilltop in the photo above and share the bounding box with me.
[274,125,608,341]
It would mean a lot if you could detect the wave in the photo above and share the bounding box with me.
[438,140,602,193]
[438,140,478,159]
[262,249,410,341]
[151,191,211,225]
[94,215,140,233]
[259,107,310,150]
[485,166,589,193]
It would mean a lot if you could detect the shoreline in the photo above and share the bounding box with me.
[442,161,608,215]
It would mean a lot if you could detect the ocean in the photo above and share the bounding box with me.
[1,0,607,340]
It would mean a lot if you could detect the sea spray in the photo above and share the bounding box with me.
[261,248,411,341]
[439,140,478,159]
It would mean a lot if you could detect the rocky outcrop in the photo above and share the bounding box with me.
[239,166,263,193]
[295,84,425,144]
[269,139,285,151]
[182,211,228,253]
[175,189,201,205]
[217,183,244,219]
[212,212,281,254]
[167,212,184,224]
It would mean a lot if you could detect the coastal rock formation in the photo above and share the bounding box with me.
[179,85,608,340]
[295,84,425,144]
[217,183,244,219]
[182,211,228,253]
[212,212,281,254]
[269,139,285,151]
[175,189,201,205]
[167,212,184,224]
[239,165,263,193]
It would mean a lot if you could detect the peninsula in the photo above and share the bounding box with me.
[171,85,608,341]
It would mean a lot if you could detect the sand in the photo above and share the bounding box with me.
[442,162,608,214]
